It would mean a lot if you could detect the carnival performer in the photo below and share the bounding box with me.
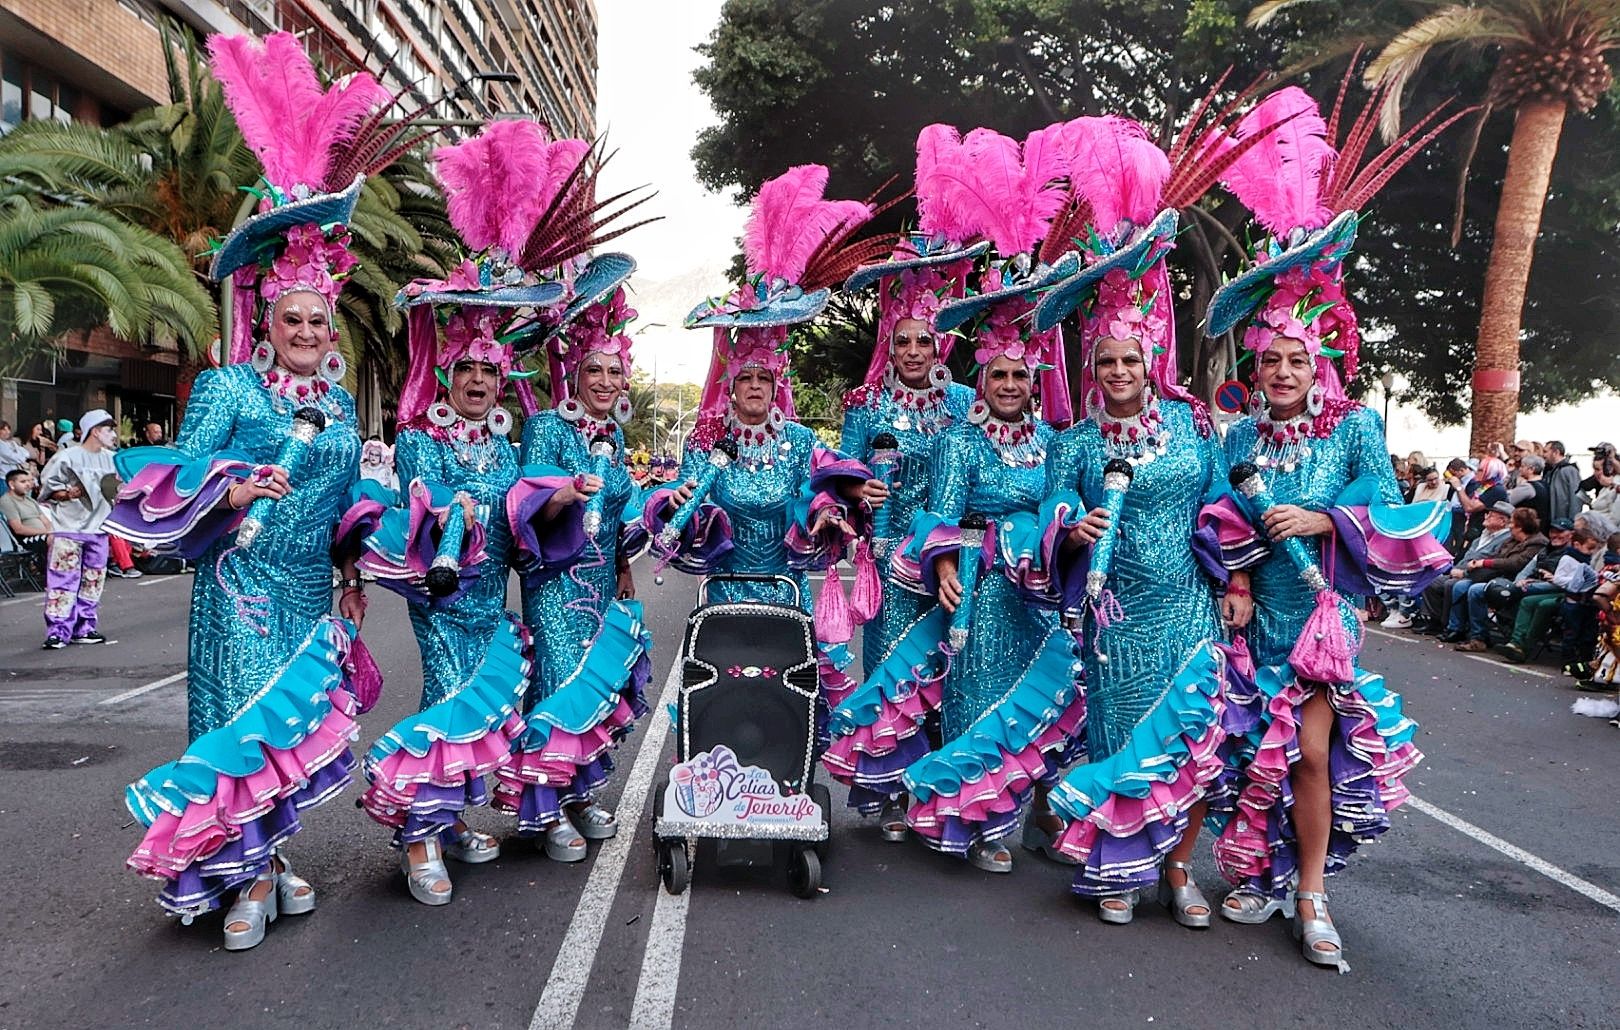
[1198,84,1458,970]
[1027,110,1264,925]
[829,124,1086,873]
[104,32,402,950]
[498,261,657,863]
[646,165,889,739]
[334,119,600,902]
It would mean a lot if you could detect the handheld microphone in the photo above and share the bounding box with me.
[658,437,739,549]
[425,488,472,598]
[1085,458,1136,599]
[868,431,900,543]
[1228,462,1327,591]
[236,406,326,548]
[948,512,988,651]
[581,433,617,538]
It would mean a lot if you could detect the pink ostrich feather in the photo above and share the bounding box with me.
[914,124,978,242]
[1220,87,1337,236]
[920,128,1067,257]
[209,32,389,195]
[435,120,558,255]
[744,165,870,283]
[1061,116,1171,234]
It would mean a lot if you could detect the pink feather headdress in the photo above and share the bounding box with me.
[691,165,898,444]
[208,31,425,365]
[1214,75,1469,402]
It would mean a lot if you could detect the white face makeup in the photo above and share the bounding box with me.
[890,317,938,389]
[1256,338,1315,418]
[268,290,333,376]
[983,354,1033,421]
[731,365,775,424]
[577,352,627,419]
[448,359,500,420]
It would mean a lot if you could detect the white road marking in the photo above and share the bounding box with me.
[0,594,43,607]
[628,844,690,1029]
[530,662,678,1030]
[99,671,186,706]
[1408,795,1620,914]
[1365,627,1559,678]
[137,574,189,587]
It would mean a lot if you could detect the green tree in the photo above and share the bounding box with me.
[1251,0,1620,447]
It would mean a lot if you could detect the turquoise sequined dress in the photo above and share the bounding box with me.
[839,381,975,676]
[110,362,365,917]
[492,410,653,834]
[355,424,535,846]
[1040,399,1239,895]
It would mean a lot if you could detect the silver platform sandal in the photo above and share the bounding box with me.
[223,870,278,951]
[967,839,1013,874]
[401,837,453,906]
[1020,818,1079,866]
[878,795,908,843]
[273,853,316,916]
[446,827,501,864]
[1219,885,1295,924]
[1293,890,1350,973]
[543,817,587,863]
[1157,860,1211,929]
[572,803,618,841]
[1097,888,1141,925]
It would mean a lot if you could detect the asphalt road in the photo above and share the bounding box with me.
[0,569,1616,1030]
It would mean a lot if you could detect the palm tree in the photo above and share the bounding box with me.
[0,194,215,377]
[1250,0,1619,450]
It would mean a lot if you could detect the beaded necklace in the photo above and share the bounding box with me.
[729,409,791,471]
[261,365,343,421]
[979,412,1045,468]
[882,365,953,433]
[1096,394,1170,466]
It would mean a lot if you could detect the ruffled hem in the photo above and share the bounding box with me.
[106,449,253,558]
[901,626,1085,854]
[1328,504,1453,597]
[491,600,652,829]
[1049,640,1234,893]
[1211,661,1422,895]
[124,618,363,912]
[347,479,491,604]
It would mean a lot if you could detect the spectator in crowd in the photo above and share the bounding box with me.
[1544,440,1584,525]
[358,436,398,493]
[1440,507,1546,648]
[1508,453,1551,531]
[1,468,50,558]
[37,409,117,648]
[1487,441,1510,464]
[0,421,31,476]
[140,420,169,447]
[1583,442,1618,517]
[1457,456,1509,552]
[1576,510,1616,554]
[1562,531,1620,679]
[1497,525,1604,662]
[1443,457,1477,553]
[24,422,56,468]
[1415,500,1513,633]
[1410,460,1448,505]
[1393,455,1413,500]
[54,419,77,449]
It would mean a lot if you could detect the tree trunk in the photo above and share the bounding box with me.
[1469,98,1565,453]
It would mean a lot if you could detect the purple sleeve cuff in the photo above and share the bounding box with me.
[1033,495,1091,612]
[508,474,590,589]
[1195,496,1269,578]
[642,487,734,574]
[333,496,388,564]
[105,456,253,559]
[1327,505,1454,597]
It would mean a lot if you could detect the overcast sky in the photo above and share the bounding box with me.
[595,0,743,385]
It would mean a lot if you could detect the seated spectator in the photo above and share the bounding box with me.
[1544,440,1584,525]
[1582,442,1618,518]
[1410,462,1448,505]
[1441,507,1546,649]
[1577,510,1617,552]
[1416,500,1513,633]
[23,422,55,468]
[1562,532,1620,679]
[1498,525,1604,662]
[1393,455,1413,501]
[54,419,77,449]
[0,468,50,557]
[1508,453,1551,530]
[1457,456,1509,553]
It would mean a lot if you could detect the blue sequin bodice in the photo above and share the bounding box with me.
[1048,400,1226,757]
[176,363,359,740]
[395,424,520,709]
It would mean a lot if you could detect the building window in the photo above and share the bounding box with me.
[1,61,22,132]
[0,51,80,130]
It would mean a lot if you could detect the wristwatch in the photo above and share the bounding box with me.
[339,576,364,591]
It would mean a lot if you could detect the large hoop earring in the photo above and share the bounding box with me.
[557,398,584,423]
[487,408,513,437]
[426,401,457,428]
[1306,382,1325,418]
[319,350,346,385]
[967,399,990,425]
[927,363,950,389]
[612,394,634,425]
[250,341,274,375]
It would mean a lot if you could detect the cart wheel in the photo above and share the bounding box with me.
[809,783,832,863]
[788,846,821,899]
[659,839,689,896]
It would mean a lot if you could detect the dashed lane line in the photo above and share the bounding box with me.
[98,671,186,706]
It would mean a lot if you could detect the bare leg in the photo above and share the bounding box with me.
[1164,801,1210,919]
[1032,783,1063,835]
[1291,687,1337,950]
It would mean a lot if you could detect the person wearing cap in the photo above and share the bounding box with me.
[55,418,78,449]
[37,408,118,647]
[1544,440,1584,527]
[1414,501,1514,634]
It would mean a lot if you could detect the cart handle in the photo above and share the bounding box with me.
[697,572,803,608]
